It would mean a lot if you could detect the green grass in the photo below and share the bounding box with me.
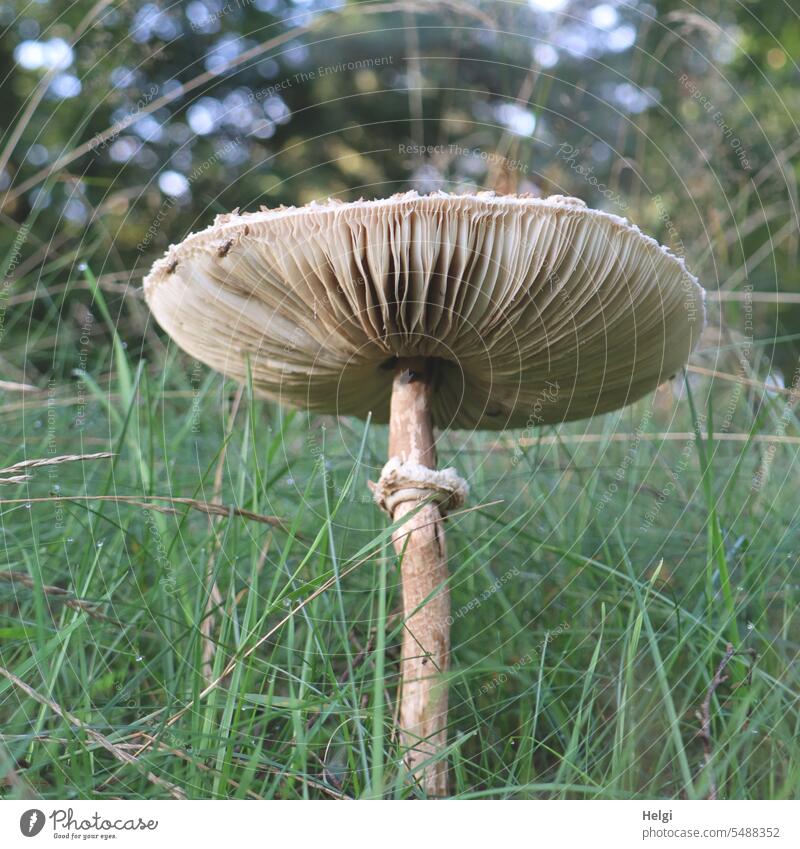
[0,266,798,800]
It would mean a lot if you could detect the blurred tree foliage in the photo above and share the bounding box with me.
[1,0,798,378]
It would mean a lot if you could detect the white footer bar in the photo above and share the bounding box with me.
[2,799,797,848]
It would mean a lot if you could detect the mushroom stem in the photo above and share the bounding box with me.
[388,357,450,797]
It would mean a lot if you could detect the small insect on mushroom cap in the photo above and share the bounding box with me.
[143,191,705,430]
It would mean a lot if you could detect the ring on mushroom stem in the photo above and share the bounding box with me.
[143,190,705,798]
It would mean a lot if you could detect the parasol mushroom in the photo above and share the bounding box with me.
[143,190,705,797]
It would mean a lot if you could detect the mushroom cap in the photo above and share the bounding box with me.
[143,191,705,430]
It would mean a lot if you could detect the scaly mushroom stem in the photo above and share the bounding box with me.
[388,357,450,797]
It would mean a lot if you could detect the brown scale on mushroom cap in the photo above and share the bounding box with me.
[143,191,705,430]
